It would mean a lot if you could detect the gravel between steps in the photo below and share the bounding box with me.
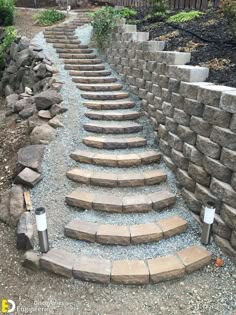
[31,25,235,264]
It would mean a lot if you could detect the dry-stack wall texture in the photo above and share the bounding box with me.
[104,22,236,259]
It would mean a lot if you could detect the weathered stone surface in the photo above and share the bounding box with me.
[210,178,236,208]
[183,143,203,166]
[0,190,11,224]
[73,256,111,283]
[184,98,204,117]
[214,235,236,257]
[162,101,174,117]
[221,203,236,230]
[195,183,221,213]
[230,114,236,132]
[213,214,232,240]
[196,135,221,159]
[188,163,211,187]
[38,110,52,120]
[30,124,56,144]
[165,117,178,133]
[40,248,76,278]
[203,156,231,183]
[16,212,34,250]
[50,103,67,117]
[34,89,63,110]
[168,132,183,151]
[64,220,98,242]
[93,194,123,212]
[48,116,64,128]
[148,255,185,283]
[97,224,130,245]
[17,145,44,173]
[220,90,236,113]
[231,231,236,250]
[15,167,42,188]
[66,191,94,209]
[181,188,201,214]
[9,185,25,226]
[203,105,231,127]
[130,223,162,244]
[149,190,176,211]
[176,169,196,192]
[158,124,168,141]
[190,116,212,137]
[210,126,236,150]
[197,85,234,106]
[231,173,236,191]
[123,195,152,213]
[15,48,34,67]
[171,149,189,170]
[171,92,184,109]
[173,108,190,126]
[23,250,40,271]
[220,148,236,172]
[111,260,149,284]
[158,215,187,238]
[6,93,19,110]
[176,125,196,145]
[177,245,211,273]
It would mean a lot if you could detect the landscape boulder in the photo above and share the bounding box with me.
[34,89,63,110]
[30,124,56,144]
[17,144,44,173]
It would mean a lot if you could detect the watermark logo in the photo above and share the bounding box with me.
[1,299,16,314]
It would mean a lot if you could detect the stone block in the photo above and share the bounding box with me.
[17,144,44,173]
[196,135,221,159]
[188,163,211,187]
[214,235,236,257]
[180,82,212,99]
[231,173,236,191]
[203,156,232,183]
[210,178,236,208]
[231,231,236,250]
[210,126,236,150]
[195,183,221,213]
[130,223,162,244]
[221,203,236,230]
[15,167,42,188]
[220,148,236,172]
[171,149,189,170]
[212,214,232,240]
[168,65,209,82]
[176,169,196,192]
[184,98,204,117]
[64,220,98,242]
[173,108,190,126]
[148,255,185,283]
[158,75,169,88]
[181,188,202,213]
[158,215,187,238]
[158,124,168,140]
[168,78,180,93]
[171,93,184,109]
[155,109,165,124]
[141,40,165,52]
[203,105,232,127]
[145,81,153,92]
[147,61,157,72]
[230,114,236,132]
[183,143,204,166]
[197,85,234,106]
[168,132,183,151]
[220,90,236,113]
[152,84,161,96]
[162,155,177,171]
[162,88,171,102]
[177,125,196,145]
[146,92,154,104]
[190,116,212,137]
[154,96,162,109]
[111,260,149,284]
[162,101,174,117]
[96,224,130,245]
[166,117,178,133]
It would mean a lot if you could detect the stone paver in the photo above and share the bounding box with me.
[111,260,149,284]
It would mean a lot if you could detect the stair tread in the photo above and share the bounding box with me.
[83,136,147,149]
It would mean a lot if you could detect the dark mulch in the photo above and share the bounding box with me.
[135,9,236,87]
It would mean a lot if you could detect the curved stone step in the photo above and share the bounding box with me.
[40,246,211,284]
[47,39,81,44]
[45,35,77,40]
[72,76,117,84]
[83,136,146,149]
[70,70,111,77]
[59,53,97,59]
[83,122,143,134]
[70,150,162,167]
[65,189,176,213]
[56,48,93,54]
[53,44,89,49]
[77,83,123,92]
[65,64,105,71]
[64,216,187,244]
[85,110,141,120]
[64,59,102,65]
[81,91,129,100]
[83,99,135,110]
[66,168,167,187]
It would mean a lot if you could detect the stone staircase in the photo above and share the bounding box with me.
[39,12,212,284]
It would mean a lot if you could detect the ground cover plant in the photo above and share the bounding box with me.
[0,0,15,26]
[33,9,65,26]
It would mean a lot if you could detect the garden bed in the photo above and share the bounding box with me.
[135,9,236,87]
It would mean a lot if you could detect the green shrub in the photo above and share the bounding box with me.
[223,0,236,39]
[167,11,204,23]
[34,9,65,26]
[0,0,15,26]
[0,26,16,66]
[151,0,167,14]
[117,7,137,18]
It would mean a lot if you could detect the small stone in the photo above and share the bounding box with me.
[15,167,42,188]
[30,124,56,144]
[48,116,64,128]
[50,103,67,117]
[17,145,44,173]
[38,110,52,120]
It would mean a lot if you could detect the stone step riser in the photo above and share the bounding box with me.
[72,77,117,84]
[47,40,81,44]
[40,246,211,284]
[64,59,102,65]
[44,31,75,35]
[53,44,89,49]
[60,54,97,59]
[70,70,111,77]
[65,65,105,71]
[64,216,187,245]
[85,111,141,120]
[66,169,167,187]
[56,49,93,54]
[66,189,176,213]
[70,150,162,167]
[77,84,123,92]
[83,101,135,110]
[81,92,129,100]
[44,36,77,40]
[83,123,143,134]
[82,136,147,149]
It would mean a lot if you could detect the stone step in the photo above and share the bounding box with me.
[39,246,212,284]
[77,83,123,92]
[44,31,75,36]
[64,215,187,244]
[66,168,167,187]
[72,76,117,84]
[66,189,176,213]
[47,39,81,44]
[83,99,135,110]
[70,150,162,167]
[44,29,75,32]
[81,91,129,100]
[59,53,97,59]
[65,64,105,71]
[56,48,93,54]
[85,110,141,120]
[44,35,77,40]
[70,70,111,77]
[53,43,88,49]
[83,136,146,149]
[64,59,103,65]
[83,121,143,134]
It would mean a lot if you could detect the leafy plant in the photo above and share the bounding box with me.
[33,9,65,26]
[167,11,204,23]
[223,0,236,39]
[118,7,137,18]
[0,0,15,26]
[151,0,167,14]
[0,26,16,66]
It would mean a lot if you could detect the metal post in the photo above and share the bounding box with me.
[201,202,216,245]
[35,207,49,253]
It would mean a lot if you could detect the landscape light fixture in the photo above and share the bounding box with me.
[201,202,216,245]
[35,207,49,253]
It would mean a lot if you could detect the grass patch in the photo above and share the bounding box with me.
[168,11,204,23]
[33,9,65,26]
